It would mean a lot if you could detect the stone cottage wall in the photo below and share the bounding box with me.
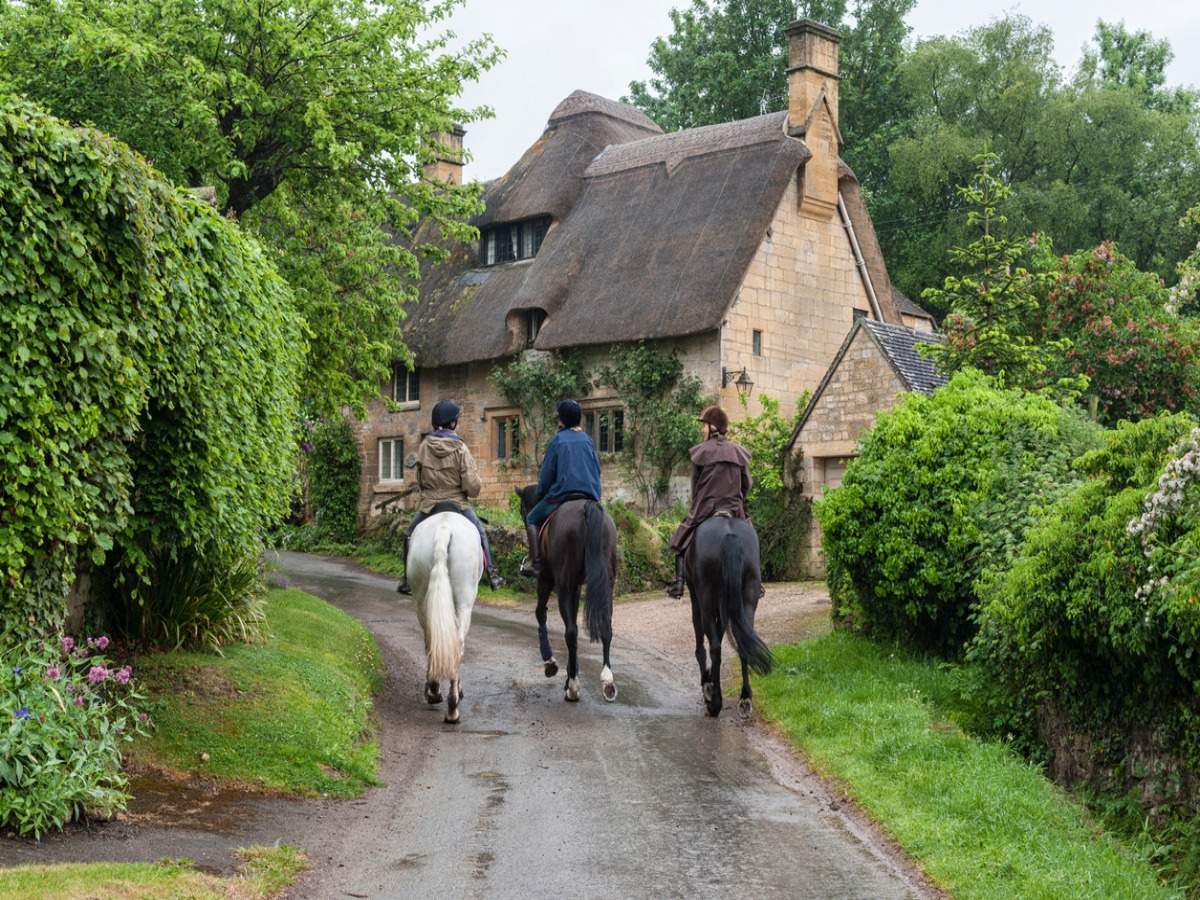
[355,332,721,521]
[719,174,878,420]
[792,326,908,576]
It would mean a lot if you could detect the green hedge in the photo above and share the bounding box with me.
[972,413,1200,806]
[0,96,302,646]
[817,371,1101,655]
[308,417,362,544]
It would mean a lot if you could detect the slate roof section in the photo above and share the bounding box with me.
[893,291,936,323]
[861,319,946,394]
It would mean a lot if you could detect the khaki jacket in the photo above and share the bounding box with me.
[413,431,481,514]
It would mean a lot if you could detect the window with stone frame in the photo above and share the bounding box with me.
[752,329,763,356]
[393,365,421,404]
[481,217,550,266]
[495,415,521,460]
[583,407,625,454]
[378,437,404,481]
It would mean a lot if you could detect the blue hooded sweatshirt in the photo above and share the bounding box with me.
[538,428,601,502]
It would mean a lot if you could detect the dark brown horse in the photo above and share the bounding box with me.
[516,485,618,702]
[686,516,772,717]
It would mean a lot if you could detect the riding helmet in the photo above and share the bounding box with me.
[431,399,461,429]
[556,399,582,428]
[699,405,729,435]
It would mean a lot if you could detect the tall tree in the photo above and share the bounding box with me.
[0,0,501,414]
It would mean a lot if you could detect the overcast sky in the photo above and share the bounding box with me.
[442,0,1200,182]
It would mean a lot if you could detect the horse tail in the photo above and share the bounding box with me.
[583,501,613,643]
[720,531,772,675]
[424,521,461,681]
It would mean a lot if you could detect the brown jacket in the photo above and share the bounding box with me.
[670,435,752,552]
[412,431,481,514]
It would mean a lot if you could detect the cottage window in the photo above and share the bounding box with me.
[584,407,625,454]
[481,217,550,266]
[378,437,404,481]
[752,329,763,357]
[495,415,521,460]
[393,365,421,404]
[526,309,547,346]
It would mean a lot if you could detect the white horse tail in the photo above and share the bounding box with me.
[424,521,460,682]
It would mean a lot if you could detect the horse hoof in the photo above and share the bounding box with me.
[738,698,753,719]
[425,689,443,706]
[544,658,558,678]
[602,681,617,702]
[702,683,715,703]
[444,712,460,724]
[705,705,721,718]
[565,678,581,702]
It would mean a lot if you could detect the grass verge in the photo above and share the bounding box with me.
[755,632,1176,900]
[0,844,306,899]
[133,588,383,796]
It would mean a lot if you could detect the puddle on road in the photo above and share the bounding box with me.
[123,771,267,834]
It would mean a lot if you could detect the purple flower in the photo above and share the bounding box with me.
[62,636,75,654]
[73,696,84,708]
[95,636,110,651]
[86,665,110,685]
[138,712,149,723]
[300,440,314,454]
[86,637,96,649]
[45,665,61,680]
[12,667,21,676]
[114,666,132,686]
[14,707,30,720]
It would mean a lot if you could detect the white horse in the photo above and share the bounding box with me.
[407,511,483,724]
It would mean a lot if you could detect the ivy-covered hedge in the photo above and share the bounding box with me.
[817,371,1101,656]
[0,96,302,645]
[308,417,362,544]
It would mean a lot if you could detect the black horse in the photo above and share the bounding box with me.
[516,485,618,703]
[686,516,772,718]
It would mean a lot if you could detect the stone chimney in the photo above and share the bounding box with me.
[786,19,842,219]
[422,126,466,185]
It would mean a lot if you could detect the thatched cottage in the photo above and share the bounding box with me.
[355,18,933,518]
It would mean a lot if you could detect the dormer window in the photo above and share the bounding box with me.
[526,309,547,346]
[482,217,550,266]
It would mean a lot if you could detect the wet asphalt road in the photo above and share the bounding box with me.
[0,553,930,899]
[278,553,925,900]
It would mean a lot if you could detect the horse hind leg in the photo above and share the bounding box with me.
[600,638,616,703]
[738,657,753,719]
[536,590,557,677]
[424,677,443,706]
[561,587,581,702]
[690,587,709,698]
[703,621,723,718]
[445,678,462,724]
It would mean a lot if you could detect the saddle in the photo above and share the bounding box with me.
[536,492,594,554]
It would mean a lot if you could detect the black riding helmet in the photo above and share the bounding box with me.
[556,399,582,428]
[431,399,461,429]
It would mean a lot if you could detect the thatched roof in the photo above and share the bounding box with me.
[404,91,900,367]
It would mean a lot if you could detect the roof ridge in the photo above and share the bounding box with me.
[547,90,662,134]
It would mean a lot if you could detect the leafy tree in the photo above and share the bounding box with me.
[0,0,501,414]
[1038,241,1200,424]
[490,353,591,467]
[601,344,704,514]
[1077,19,1194,111]
[623,0,916,187]
[921,154,1068,393]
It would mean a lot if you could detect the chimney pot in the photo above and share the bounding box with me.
[786,18,842,219]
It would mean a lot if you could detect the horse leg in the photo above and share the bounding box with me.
[704,620,723,718]
[560,586,581,702]
[445,677,461,724]
[424,668,442,706]
[690,586,710,700]
[536,582,557,678]
[738,657,753,719]
[599,617,616,703]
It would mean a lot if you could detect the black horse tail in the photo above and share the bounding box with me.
[720,532,772,675]
[583,501,613,643]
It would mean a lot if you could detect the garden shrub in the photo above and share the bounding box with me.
[307,418,362,544]
[607,499,672,592]
[972,413,1200,807]
[818,370,1101,655]
[0,634,149,838]
[0,96,302,646]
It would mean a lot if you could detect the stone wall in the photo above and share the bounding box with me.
[355,332,721,521]
[791,326,908,575]
[720,172,879,420]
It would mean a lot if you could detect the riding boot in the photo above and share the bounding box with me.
[520,524,542,577]
[666,553,685,599]
[487,564,505,591]
[396,534,412,595]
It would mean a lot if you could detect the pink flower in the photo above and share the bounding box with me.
[114,666,132,686]
[45,665,61,680]
[95,636,110,651]
[86,666,110,685]
[61,636,75,654]
[73,696,84,707]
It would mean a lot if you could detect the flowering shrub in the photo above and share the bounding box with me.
[0,635,149,838]
[818,370,1100,655]
[972,413,1200,799]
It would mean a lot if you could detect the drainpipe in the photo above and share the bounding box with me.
[838,192,884,322]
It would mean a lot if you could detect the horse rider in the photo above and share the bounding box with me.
[666,405,755,599]
[520,399,602,576]
[396,399,505,594]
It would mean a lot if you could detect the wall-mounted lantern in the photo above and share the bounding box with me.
[722,366,755,398]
